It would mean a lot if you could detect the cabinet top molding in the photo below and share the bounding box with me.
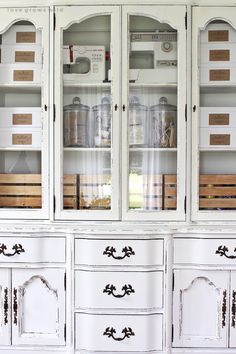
[0,0,236,7]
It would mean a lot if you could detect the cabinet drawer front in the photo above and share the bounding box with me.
[75,239,163,266]
[199,127,236,148]
[200,107,236,128]
[174,238,236,265]
[0,237,65,263]
[75,270,163,310]
[75,313,162,352]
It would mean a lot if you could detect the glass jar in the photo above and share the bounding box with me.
[63,97,90,147]
[129,96,148,147]
[150,97,177,148]
[93,96,111,147]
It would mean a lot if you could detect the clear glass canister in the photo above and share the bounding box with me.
[150,97,177,148]
[64,97,90,147]
[93,96,111,147]
[129,96,148,147]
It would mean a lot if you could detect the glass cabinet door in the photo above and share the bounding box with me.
[54,6,120,220]
[122,6,186,221]
[0,8,49,219]
[192,8,236,221]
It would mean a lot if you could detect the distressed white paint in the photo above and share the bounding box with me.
[173,269,229,348]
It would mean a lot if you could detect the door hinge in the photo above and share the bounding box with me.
[54,13,56,31]
[172,273,175,291]
[53,104,56,122]
[185,104,187,122]
[53,196,56,213]
[184,196,186,214]
[64,323,66,341]
[185,12,187,30]
[172,324,174,342]
[64,273,66,291]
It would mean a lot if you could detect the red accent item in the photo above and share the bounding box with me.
[69,45,73,63]
[105,51,110,61]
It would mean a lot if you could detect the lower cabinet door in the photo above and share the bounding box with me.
[11,268,66,346]
[230,271,236,347]
[75,313,163,352]
[173,269,229,348]
[0,269,11,345]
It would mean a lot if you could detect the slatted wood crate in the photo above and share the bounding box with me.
[199,174,236,209]
[78,174,111,210]
[143,174,163,210]
[0,174,42,208]
[63,174,78,209]
[164,174,177,210]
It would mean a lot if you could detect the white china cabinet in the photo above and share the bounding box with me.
[0,7,49,219]
[54,5,187,221]
[192,7,236,221]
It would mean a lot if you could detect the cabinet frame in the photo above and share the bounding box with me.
[192,7,236,221]
[0,7,50,220]
[121,5,187,221]
[54,5,121,221]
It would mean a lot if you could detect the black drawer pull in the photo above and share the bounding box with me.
[13,288,18,325]
[0,244,25,257]
[3,288,8,325]
[103,284,135,298]
[103,327,135,341]
[216,245,236,259]
[103,246,135,260]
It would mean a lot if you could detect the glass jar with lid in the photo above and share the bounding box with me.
[63,97,90,147]
[93,96,111,147]
[150,97,177,148]
[129,96,149,147]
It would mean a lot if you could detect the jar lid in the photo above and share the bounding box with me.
[64,97,90,112]
[150,97,177,112]
[92,96,111,111]
[129,96,148,111]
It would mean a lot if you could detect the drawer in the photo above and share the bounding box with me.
[174,238,236,265]
[1,45,42,64]
[75,270,163,310]
[2,25,42,45]
[200,65,236,85]
[200,107,236,128]
[200,23,236,43]
[0,128,41,148]
[75,238,164,267]
[199,127,236,148]
[0,64,41,84]
[0,107,41,128]
[0,237,65,263]
[75,313,162,352]
[201,43,236,64]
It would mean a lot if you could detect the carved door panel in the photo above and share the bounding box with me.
[0,269,11,345]
[11,268,65,346]
[173,270,229,348]
[229,272,236,347]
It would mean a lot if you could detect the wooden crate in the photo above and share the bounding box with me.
[78,174,111,210]
[164,174,177,210]
[0,174,42,208]
[63,174,78,210]
[199,174,236,209]
[143,174,163,210]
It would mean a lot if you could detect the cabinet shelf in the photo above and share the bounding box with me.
[63,81,111,90]
[0,84,41,94]
[129,148,177,152]
[200,148,236,152]
[130,83,177,93]
[0,147,41,151]
[63,147,111,152]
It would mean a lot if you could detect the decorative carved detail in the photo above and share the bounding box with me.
[103,327,135,341]
[232,290,236,328]
[222,289,227,328]
[13,288,18,325]
[103,284,135,298]
[3,288,8,325]
[103,246,135,260]
[0,244,25,257]
[216,245,236,259]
